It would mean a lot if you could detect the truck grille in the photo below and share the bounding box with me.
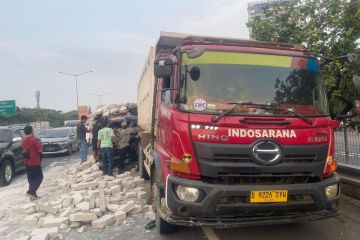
[203,175,320,185]
[194,142,328,178]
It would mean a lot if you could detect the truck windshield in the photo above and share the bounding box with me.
[179,51,329,116]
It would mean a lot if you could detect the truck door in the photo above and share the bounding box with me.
[156,75,175,171]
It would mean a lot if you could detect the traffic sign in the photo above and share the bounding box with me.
[0,100,16,117]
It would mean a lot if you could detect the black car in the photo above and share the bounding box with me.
[0,126,25,186]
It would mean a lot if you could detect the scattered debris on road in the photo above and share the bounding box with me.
[15,158,155,240]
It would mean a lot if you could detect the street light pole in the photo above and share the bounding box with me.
[59,70,93,117]
[90,92,110,106]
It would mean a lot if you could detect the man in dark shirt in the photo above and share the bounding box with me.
[92,116,103,160]
[21,125,43,201]
[77,115,89,163]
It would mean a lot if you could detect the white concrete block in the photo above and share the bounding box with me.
[82,171,102,182]
[91,214,116,229]
[110,186,121,194]
[118,201,135,213]
[88,190,99,197]
[95,197,100,208]
[59,223,68,230]
[30,233,48,240]
[106,204,119,213]
[75,202,90,212]
[59,181,71,193]
[69,213,97,222]
[37,203,59,214]
[115,211,126,224]
[144,210,155,220]
[25,207,36,215]
[30,227,58,239]
[50,200,62,206]
[72,193,83,205]
[125,191,137,199]
[60,208,73,218]
[33,212,47,219]
[71,181,97,191]
[61,197,73,208]
[128,204,142,215]
[98,181,106,189]
[89,196,95,209]
[69,221,81,228]
[21,203,36,211]
[90,208,103,218]
[107,179,121,188]
[24,214,39,226]
[42,217,68,228]
[104,188,112,195]
[14,235,29,240]
[104,175,115,181]
[99,189,106,212]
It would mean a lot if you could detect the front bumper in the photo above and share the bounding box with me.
[42,144,68,155]
[161,174,340,227]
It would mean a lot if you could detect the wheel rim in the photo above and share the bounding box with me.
[5,165,12,182]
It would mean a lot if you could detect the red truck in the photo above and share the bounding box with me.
[137,32,357,234]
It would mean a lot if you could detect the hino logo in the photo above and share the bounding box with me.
[252,141,282,165]
[198,134,229,141]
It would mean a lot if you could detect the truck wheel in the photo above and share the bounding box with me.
[139,146,149,180]
[0,159,14,186]
[155,185,177,234]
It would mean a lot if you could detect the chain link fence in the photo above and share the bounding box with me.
[335,123,360,166]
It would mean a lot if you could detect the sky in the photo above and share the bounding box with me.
[0,0,253,112]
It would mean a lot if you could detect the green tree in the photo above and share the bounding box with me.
[247,0,360,118]
[63,110,78,120]
[0,108,78,128]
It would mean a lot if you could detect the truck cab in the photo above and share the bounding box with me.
[137,32,356,234]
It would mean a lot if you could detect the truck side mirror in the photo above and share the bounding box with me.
[154,58,174,78]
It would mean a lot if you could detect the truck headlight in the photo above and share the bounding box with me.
[176,185,199,203]
[325,184,338,199]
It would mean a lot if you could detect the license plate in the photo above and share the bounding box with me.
[47,147,55,151]
[250,190,288,203]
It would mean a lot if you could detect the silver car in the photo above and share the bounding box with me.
[40,127,78,155]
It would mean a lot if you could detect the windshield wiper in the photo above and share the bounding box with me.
[211,102,313,125]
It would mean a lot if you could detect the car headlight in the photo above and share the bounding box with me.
[175,185,200,203]
[325,184,339,199]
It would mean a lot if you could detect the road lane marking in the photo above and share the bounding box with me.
[202,227,220,240]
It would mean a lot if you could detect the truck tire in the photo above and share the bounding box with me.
[0,159,14,186]
[155,185,177,234]
[139,146,149,180]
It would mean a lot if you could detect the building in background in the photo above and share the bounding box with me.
[247,0,289,38]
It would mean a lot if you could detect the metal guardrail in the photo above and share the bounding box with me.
[335,127,360,166]
[337,163,360,200]
[335,124,360,199]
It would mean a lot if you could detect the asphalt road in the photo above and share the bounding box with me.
[9,151,360,240]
